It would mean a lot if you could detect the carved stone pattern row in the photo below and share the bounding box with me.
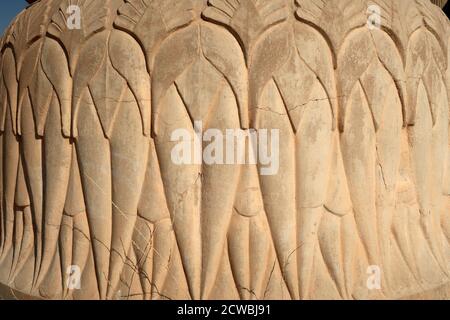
[0,0,449,300]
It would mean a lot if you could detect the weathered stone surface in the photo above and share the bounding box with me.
[0,0,449,300]
[432,0,448,7]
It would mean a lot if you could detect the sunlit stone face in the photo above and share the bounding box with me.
[0,0,449,300]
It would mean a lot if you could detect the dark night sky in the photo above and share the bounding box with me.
[0,1,28,35]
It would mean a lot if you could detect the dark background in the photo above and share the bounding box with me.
[444,2,450,17]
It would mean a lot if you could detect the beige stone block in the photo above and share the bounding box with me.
[0,0,449,300]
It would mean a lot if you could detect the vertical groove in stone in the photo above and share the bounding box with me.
[431,0,448,8]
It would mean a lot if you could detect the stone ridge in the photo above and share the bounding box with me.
[0,0,449,300]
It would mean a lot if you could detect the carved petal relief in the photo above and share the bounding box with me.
[0,0,449,300]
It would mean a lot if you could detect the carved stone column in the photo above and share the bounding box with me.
[0,0,449,300]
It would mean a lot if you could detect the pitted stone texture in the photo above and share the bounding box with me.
[0,0,449,300]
